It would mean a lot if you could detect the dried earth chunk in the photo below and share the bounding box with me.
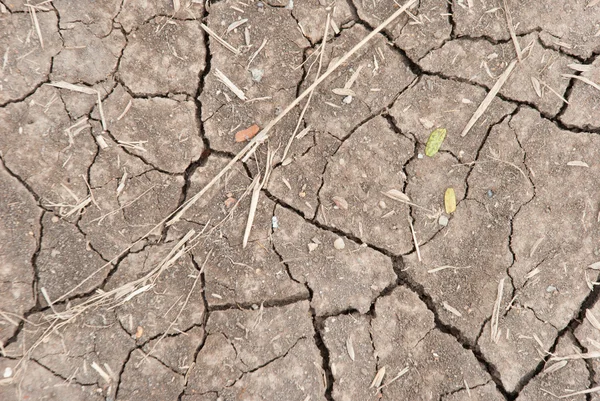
[273,205,396,315]
[478,306,558,393]
[0,86,97,208]
[51,22,125,85]
[116,0,205,32]
[0,12,61,105]
[317,116,415,254]
[322,314,377,401]
[516,335,589,401]
[371,287,493,398]
[117,349,184,401]
[0,162,40,343]
[119,20,206,96]
[36,213,108,301]
[268,130,341,219]
[402,199,513,343]
[508,108,600,330]
[185,302,325,400]
[54,0,121,37]
[106,243,205,341]
[98,85,204,174]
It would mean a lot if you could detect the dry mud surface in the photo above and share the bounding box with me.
[1,0,600,400]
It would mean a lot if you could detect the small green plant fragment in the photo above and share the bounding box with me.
[425,128,447,157]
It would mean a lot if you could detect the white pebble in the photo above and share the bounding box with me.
[3,367,12,378]
[438,215,449,227]
[334,237,345,250]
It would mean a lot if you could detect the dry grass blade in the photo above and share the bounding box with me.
[550,351,600,361]
[428,265,471,273]
[586,309,600,331]
[461,60,517,137]
[214,68,247,101]
[491,278,505,342]
[382,189,434,213]
[91,361,111,383]
[559,386,600,399]
[227,18,248,33]
[544,360,568,374]
[539,79,569,104]
[443,301,462,317]
[502,0,521,61]
[370,366,386,389]
[562,73,600,92]
[346,336,355,361]
[243,174,262,248]
[344,65,363,89]
[530,76,542,97]
[567,160,589,167]
[47,81,97,95]
[589,261,600,270]
[568,63,594,72]
[26,4,44,49]
[377,367,409,391]
[200,23,240,55]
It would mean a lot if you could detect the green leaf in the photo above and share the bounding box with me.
[425,128,447,157]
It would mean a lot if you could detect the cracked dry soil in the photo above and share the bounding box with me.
[1,0,600,400]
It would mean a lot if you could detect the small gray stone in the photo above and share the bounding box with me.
[250,68,264,82]
[438,215,449,227]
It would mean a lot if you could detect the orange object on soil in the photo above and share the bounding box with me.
[235,124,260,142]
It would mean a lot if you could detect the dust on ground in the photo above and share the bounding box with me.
[1,0,600,400]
